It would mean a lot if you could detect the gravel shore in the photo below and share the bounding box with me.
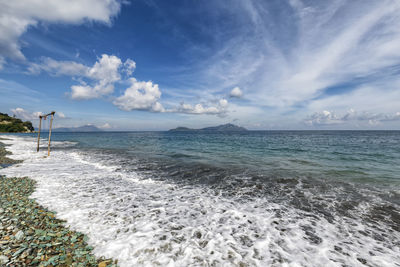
[0,139,118,266]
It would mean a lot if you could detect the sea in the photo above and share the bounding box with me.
[0,131,399,266]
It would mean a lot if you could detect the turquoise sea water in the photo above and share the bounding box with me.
[2,131,400,266]
[45,130,400,184]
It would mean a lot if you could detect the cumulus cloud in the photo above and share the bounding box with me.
[113,78,163,112]
[152,102,165,113]
[11,108,67,121]
[29,53,229,116]
[230,87,243,98]
[99,123,112,129]
[71,54,122,99]
[30,54,125,99]
[86,54,122,83]
[305,109,400,126]
[70,84,111,100]
[57,112,66,118]
[32,111,44,118]
[175,99,228,115]
[304,110,341,126]
[30,55,140,100]
[0,0,121,64]
[10,108,39,120]
[123,59,136,76]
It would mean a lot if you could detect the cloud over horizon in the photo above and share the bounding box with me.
[10,107,66,121]
[305,109,400,127]
[230,87,243,98]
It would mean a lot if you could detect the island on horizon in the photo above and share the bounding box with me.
[169,123,247,132]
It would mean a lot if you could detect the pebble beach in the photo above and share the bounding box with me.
[0,139,117,266]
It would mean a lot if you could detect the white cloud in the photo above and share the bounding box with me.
[10,108,68,121]
[123,59,136,76]
[219,98,228,107]
[305,109,400,126]
[113,78,163,112]
[229,87,243,98]
[175,98,228,115]
[29,57,88,76]
[184,0,400,116]
[30,54,124,99]
[152,102,165,113]
[255,0,400,107]
[86,54,122,83]
[10,108,41,120]
[307,85,400,115]
[99,123,111,129]
[57,112,66,118]
[304,110,342,126]
[0,0,120,63]
[28,53,231,116]
[70,83,114,100]
[70,54,122,99]
[30,54,141,100]
[32,111,44,118]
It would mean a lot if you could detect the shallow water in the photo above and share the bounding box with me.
[1,131,399,266]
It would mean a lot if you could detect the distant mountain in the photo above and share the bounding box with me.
[201,123,248,131]
[0,112,34,133]
[53,125,103,132]
[169,123,247,132]
[169,127,192,132]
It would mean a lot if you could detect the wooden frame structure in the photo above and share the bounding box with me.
[36,111,55,156]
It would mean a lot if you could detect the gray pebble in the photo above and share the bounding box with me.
[0,255,9,264]
[15,230,24,240]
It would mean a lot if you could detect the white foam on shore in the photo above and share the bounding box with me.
[1,135,399,266]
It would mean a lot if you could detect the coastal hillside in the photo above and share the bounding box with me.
[0,113,34,133]
[169,123,247,132]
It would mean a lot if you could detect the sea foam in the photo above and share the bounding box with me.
[1,135,399,266]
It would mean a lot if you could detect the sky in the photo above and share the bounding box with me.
[1,0,400,130]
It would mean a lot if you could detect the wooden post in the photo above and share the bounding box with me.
[37,116,42,152]
[47,112,55,157]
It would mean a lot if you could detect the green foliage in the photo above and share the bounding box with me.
[0,112,35,132]
[23,121,34,131]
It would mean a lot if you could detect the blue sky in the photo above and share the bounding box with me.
[1,0,400,130]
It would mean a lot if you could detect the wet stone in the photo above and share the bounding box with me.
[15,230,24,240]
[0,255,9,264]
[0,176,118,266]
[357,257,367,264]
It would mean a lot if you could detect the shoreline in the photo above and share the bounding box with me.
[0,138,117,266]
